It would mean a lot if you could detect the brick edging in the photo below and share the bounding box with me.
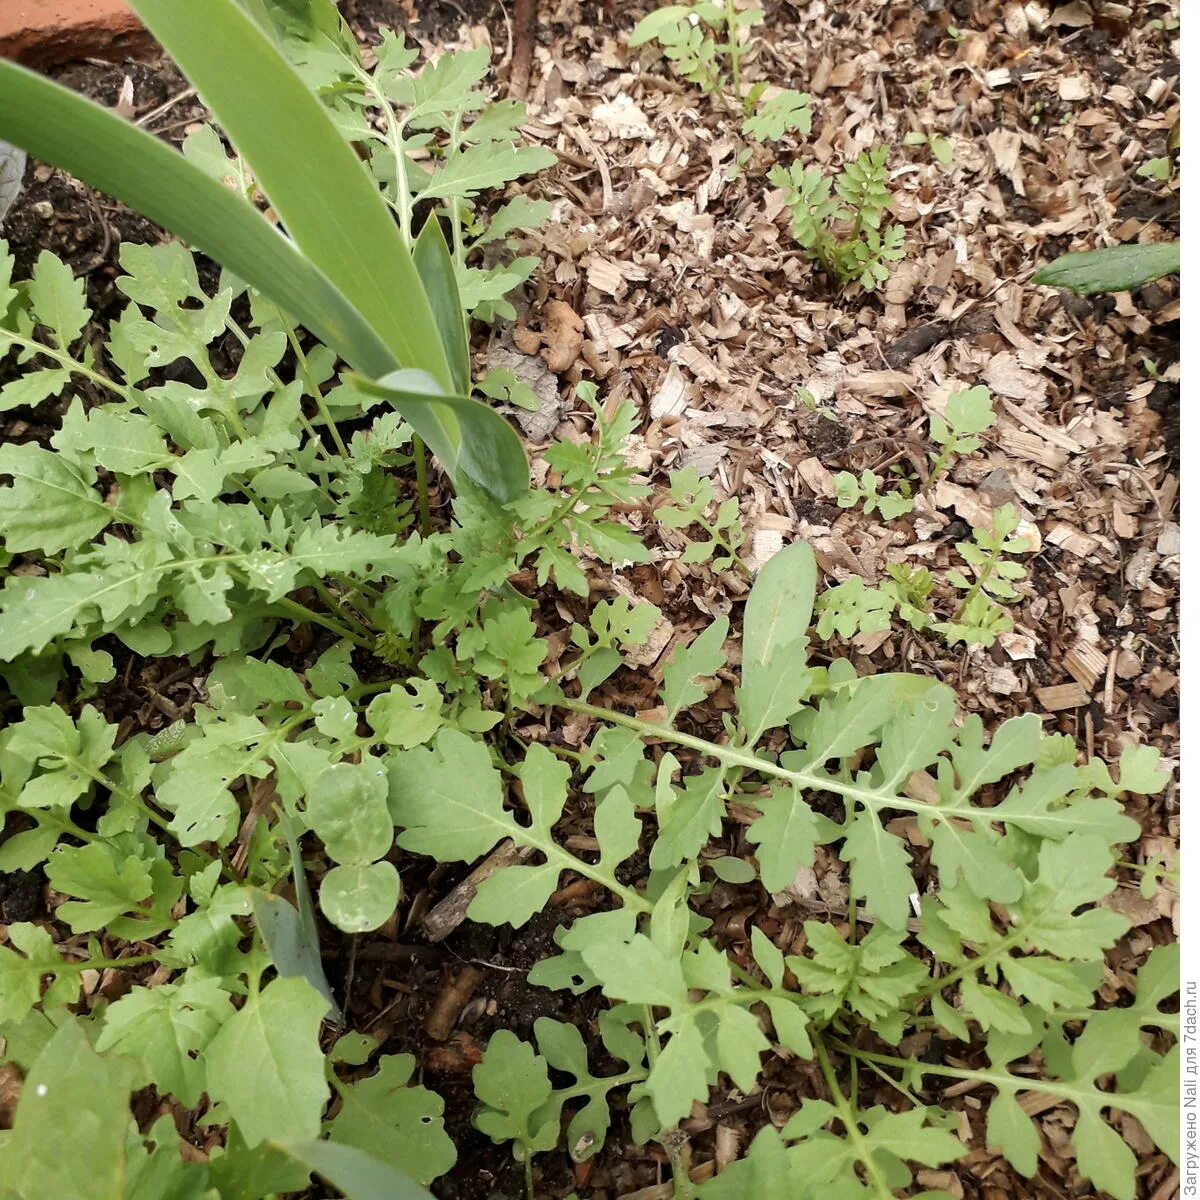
[0,0,151,68]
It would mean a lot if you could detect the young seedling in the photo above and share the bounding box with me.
[630,0,764,99]
[834,468,914,520]
[657,465,747,572]
[928,385,996,481]
[769,146,906,290]
[742,86,812,142]
[934,503,1033,646]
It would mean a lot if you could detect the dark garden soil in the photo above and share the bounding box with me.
[0,1,1180,1197]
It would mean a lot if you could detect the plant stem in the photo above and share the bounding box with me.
[3,332,134,402]
[413,434,433,536]
[554,698,1012,833]
[60,952,158,972]
[724,0,742,99]
[275,596,375,649]
[813,1036,895,1200]
[830,1038,1144,1115]
[286,325,349,458]
[950,545,1002,623]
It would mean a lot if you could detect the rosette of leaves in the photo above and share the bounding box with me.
[769,146,906,290]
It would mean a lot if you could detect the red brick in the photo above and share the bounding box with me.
[0,0,150,67]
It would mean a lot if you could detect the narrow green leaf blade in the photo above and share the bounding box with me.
[1032,243,1180,295]
[0,58,395,378]
[129,0,449,385]
[272,1139,432,1200]
[348,370,529,504]
[413,214,471,396]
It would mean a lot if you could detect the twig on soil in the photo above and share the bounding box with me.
[424,964,485,1041]
[421,839,534,942]
[509,0,536,100]
[135,86,198,128]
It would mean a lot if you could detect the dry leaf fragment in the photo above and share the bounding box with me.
[591,95,653,140]
[986,129,1026,195]
[540,299,585,373]
[1036,683,1090,711]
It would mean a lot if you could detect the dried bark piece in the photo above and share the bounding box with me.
[421,839,534,943]
[424,965,485,1041]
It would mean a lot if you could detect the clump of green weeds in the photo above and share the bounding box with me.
[821,385,1023,648]
[0,9,1179,1200]
[630,0,763,98]
[770,146,906,290]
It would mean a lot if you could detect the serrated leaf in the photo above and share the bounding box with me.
[986,1088,1039,1176]
[582,933,688,1010]
[205,976,328,1146]
[27,249,89,348]
[646,1019,709,1127]
[96,977,232,1106]
[1001,955,1093,1010]
[841,808,914,929]
[388,729,508,862]
[0,922,79,1023]
[518,741,570,835]
[660,617,728,720]
[0,368,71,412]
[44,842,153,933]
[650,767,725,869]
[328,1053,456,1185]
[747,782,819,893]
[1073,1107,1137,1200]
[419,142,557,201]
[0,442,113,553]
[960,977,1030,1034]
[366,680,445,749]
[472,1030,559,1156]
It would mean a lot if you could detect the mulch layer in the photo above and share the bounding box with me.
[0,1,1179,1197]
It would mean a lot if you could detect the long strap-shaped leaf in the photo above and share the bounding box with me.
[349,370,531,505]
[128,0,449,384]
[0,59,395,376]
[130,0,528,504]
[0,22,529,502]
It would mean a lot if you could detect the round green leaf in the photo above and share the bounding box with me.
[320,862,400,933]
[305,762,392,865]
[710,855,757,885]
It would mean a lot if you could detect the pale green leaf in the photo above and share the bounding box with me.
[737,541,815,740]
[205,976,329,1146]
[319,862,400,933]
[328,1053,456,1185]
[0,443,113,553]
[660,617,728,720]
[0,1021,139,1200]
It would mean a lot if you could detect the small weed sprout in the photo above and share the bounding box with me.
[769,146,906,290]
